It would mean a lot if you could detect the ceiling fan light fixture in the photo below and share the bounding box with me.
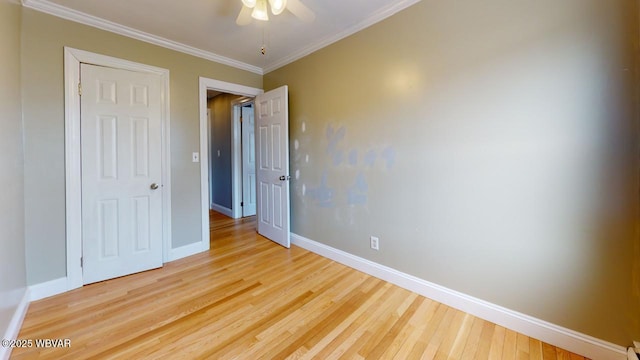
[268,0,287,15]
[251,0,269,21]
[241,0,257,8]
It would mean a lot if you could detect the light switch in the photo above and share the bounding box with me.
[192,152,199,162]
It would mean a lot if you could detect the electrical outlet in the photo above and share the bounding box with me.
[192,152,199,162]
[370,236,379,250]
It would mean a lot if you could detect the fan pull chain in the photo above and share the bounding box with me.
[261,24,269,56]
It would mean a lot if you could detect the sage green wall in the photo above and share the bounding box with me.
[21,8,262,285]
[265,0,639,346]
[208,93,242,209]
[0,0,27,337]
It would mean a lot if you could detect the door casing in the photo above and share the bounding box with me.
[64,47,172,290]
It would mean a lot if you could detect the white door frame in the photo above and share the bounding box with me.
[207,108,214,209]
[64,47,172,290]
[198,77,262,235]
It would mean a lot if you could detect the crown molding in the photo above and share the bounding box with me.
[21,0,422,76]
[21,0,264,75]
[262,0,422,73]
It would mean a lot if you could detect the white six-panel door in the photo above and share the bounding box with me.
[242,105,257,217]
[81,63,163,284]
[255,86,291,248]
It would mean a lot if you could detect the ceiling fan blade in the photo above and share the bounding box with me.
[236,5,253,25]
[286,0,315,22]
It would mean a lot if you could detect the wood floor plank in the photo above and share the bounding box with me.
[448,313,475,359]
[503,328,519,360]
[403,303,448,359]
[433,310,467,359]
[316,284,402,359]
[543,342,559,360]
[11,211,590,360]
[383,297,439,359]
[474,320,496,359]
[418,306,457,359]
[460,317,485,359]
[517,332,531,360]
[530,338,544,360]
[296,278,388,359]
[488,324,506,360]
[366,296,424,360]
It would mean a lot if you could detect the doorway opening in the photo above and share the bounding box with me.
[207,92,256,219]
[198,77,263,246]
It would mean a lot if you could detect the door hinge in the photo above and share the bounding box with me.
[80,257,83,267]
[78,82,82,96]
[241,201,244,206]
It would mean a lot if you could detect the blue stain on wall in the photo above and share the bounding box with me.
[347,172,368,205]
[381,147,396,170]
[306,172,335,208]
[348,149,358,166]
[304,123,397,208]
[326,125,346,155]
[364,150,377,167]
[333,150,344,166]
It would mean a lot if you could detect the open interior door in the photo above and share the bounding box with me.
[255,85,290,248]
[242,104,257,217]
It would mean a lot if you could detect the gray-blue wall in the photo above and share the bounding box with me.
[0,0,27,341]
[209,93,241,210]
[265,0,639,346]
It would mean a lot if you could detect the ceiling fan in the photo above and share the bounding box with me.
[236,0,315,25]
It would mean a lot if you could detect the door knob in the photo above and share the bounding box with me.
[279,175,291,181]
[150,183,159,190]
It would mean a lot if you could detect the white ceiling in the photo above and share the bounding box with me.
[22,0,421,74]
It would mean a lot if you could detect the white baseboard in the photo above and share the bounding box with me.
[291,233,627,360]
[210,203,233,218]
[168,241,208,262]
[29,277,69,301]
[1,288,30,360]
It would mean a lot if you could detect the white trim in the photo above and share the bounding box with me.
[210,203,233,218]
[64,47,172,289]
[29,277,68,301]
[262,0,422,73]
[207,109,214,210]
[1,289,29,360]
[21,0,262,75]
[291,233,628,360]
[64,48,83,290]
[168,241,208,262]
[199,77,263,248]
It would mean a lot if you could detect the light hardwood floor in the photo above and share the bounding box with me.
[12,211,589,359]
